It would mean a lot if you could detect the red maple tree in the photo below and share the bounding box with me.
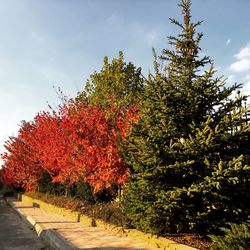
[1,98,139,192]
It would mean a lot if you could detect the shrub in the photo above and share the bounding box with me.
[209,222,250,250]
[38,171,66,196]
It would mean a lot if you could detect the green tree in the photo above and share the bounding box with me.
[209,221,250,250]
[75,52,144,200]
[83,51,144,109]
[122,0,250,235]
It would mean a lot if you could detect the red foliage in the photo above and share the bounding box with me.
[1,99,139,192]
[53,100,140,191]
[31,109,74,182]
[1,122,41,190]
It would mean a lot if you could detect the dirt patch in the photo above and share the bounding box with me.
[166,234,213,249]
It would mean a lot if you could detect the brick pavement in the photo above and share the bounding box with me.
[10,199,150,250]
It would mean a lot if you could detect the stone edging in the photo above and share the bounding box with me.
[7,198,77,250]
[20,194,198,250]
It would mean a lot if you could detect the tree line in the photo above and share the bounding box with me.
[2,0,250,235]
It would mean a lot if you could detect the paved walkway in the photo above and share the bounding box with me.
[9,199,150,250]
[0,199,50,250]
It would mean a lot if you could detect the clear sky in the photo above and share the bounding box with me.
[0,0,250,157]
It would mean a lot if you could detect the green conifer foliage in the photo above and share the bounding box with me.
[122,0,250,234]
[209,221,250,250]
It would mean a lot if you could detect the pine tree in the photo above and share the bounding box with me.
[210,221,250,250]
[122,0,250,235]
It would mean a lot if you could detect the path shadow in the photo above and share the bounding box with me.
[36,221,77,224]
[13,205,34,209]
[78,248,146,250]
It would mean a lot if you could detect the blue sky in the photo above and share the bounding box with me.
[0,0,250,156]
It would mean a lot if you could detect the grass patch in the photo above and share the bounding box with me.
[25,191,130,228]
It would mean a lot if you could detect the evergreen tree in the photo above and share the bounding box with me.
[209,221,250,250]
[122,0,250,235]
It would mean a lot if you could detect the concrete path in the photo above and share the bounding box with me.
[0,199,50,250]
[9,199,150,250]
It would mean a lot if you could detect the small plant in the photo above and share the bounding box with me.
[209,222,250,250]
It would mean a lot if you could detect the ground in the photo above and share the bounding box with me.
[0,195,51,250]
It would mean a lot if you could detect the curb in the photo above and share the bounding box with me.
[41,230,78,250]
[6,198,35,231]
[20,195,198,250]
[7,198,77,250]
